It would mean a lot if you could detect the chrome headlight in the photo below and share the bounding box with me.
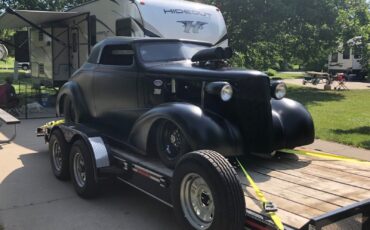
[271,81,287,100]
[220,84,233,101]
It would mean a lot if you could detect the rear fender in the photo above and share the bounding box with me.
[128,103,242,156]
[56,81,89,119]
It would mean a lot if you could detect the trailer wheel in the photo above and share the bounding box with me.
[156,120,190,168]
[172,150,245,230]
[69,140,99,198]
[63,96,78,123]
[49,129,70,180]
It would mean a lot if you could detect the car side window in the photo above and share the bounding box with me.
[100,45,134,66]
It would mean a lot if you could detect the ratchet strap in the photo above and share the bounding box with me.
[236,158,284,230]
[284,148,370,165]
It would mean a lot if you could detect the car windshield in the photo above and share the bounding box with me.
[138,42,208,62]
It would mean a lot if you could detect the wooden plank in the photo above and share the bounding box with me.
[280,152,370,172]
[238,169,355,207]
[254,159,370,190]
[0,108,20,124]
[245,186,323,219]
[247,163,370,202]
[244,195,309,229]
[309,160,370,178]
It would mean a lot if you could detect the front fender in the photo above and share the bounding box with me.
[128,103,242,156]
[56,81,89,119]
[271,98,315,149]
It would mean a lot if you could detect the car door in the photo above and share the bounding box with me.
[93,44,139,133]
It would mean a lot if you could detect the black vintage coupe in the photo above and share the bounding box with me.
[57,37,314,168]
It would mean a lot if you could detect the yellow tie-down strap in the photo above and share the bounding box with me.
[283,148,370,166]
[237,158,284,230]
[37,119,65,136]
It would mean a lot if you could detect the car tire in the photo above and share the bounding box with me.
[156,120,190,168]
[49,129,70,180]
[63,96,78,123]
[22,65,29,70]
[69,140,99,198]
[172,150,245,230]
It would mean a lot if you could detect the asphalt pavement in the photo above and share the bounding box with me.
[0,118,178,230]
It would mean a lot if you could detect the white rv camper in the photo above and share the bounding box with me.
[0,0,228,86]
[328,36,367,80]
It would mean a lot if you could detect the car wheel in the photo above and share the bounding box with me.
[49,129,70,180]
[156,120,190,168]
[63,96,78,123]
[172,150,245,230]
[69,140,99,198]
[22,65,29,70]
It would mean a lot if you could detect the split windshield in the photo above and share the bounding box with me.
[138,42,208,63]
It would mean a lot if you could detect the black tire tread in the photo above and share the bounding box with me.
[174,150,245,230]
[49,129,70,180]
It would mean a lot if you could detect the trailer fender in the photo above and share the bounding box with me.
[271,98,315,149]
[56,81,89,119]
[128,103,242,156]
[52,126,110,181]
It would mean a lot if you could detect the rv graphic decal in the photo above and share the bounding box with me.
[177,21,207,33]
[164,9,211,17]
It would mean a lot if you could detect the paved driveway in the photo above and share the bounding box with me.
[0,119,178,230]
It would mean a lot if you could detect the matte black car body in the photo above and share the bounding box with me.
[57,37,314,157]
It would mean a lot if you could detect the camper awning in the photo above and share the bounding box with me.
[0,9,82,29]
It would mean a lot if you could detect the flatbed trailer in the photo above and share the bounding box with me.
[37,121,370,230]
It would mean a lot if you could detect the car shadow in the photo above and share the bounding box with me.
[287,86,345,107]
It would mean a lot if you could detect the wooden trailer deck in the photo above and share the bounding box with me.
[237,151,370,229]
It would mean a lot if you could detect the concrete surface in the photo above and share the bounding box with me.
[284,78,370,90]
[0,118,178,230]
[301,139,370,161]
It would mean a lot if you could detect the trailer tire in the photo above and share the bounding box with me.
[49,129,70,180]
[172,150,245,230]
[69,140,99,198]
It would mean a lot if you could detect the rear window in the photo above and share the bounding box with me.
[100,45,134,66]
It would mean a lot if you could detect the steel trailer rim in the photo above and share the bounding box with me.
[73,152,86,187]
[52,141,63,171]
[180,173,214,229]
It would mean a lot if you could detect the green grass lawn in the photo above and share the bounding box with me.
[287,85,370,149]
[0,56,15,69]
[275,72,305,79]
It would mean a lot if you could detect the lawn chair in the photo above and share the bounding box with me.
[0,83,20,116]
[334,73,349,91]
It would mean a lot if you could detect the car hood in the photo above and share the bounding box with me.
[143,61,268,80]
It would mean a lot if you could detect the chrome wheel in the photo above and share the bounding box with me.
[73,152,86,188]
[180,173,214,229]
[52,141,63,172]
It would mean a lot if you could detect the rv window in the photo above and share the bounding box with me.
[343,47,350,59]
[331,53,338,62]
[100,45,134,66]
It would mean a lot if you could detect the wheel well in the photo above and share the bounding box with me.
[59,94,66,115]
[146,119,163,156]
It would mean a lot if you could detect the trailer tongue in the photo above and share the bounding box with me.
[37,121,370,230]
